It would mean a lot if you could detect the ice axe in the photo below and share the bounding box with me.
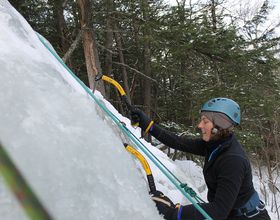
[124,143,156,193]
[93,74,139,127]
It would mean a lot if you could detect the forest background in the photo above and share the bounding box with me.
[9,0,280,210]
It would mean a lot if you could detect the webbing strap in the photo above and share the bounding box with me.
[0,142,53,220]
[36,33,212,220]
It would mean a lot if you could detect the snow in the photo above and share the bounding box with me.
[0,1,278,219]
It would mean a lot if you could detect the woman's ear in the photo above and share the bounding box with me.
[212,127,218,134]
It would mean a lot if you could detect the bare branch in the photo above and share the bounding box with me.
[62,24,86,63]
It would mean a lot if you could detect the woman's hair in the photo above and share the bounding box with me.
[211,125,232,140]
[202,111,235,132]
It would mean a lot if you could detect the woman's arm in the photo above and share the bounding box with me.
[150,124,206,156]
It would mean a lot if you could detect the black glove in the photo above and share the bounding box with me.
[151,191,182,220]
[129,109,154,133]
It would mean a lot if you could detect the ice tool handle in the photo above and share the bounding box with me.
[93,74,139,127]
[124,143,156,193]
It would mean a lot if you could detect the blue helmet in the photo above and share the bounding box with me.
[200,98,241,125]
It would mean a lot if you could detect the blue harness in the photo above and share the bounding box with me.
[230,191,266,218]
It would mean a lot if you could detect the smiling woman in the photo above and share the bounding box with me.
[130,98,271,220]
[198,115,213,141]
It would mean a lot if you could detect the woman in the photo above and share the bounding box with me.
[130,98,271,220]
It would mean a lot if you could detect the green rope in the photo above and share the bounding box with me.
[110,112,182,183]
[36,33,212,220]
[180,183,206,204]
[113,113,206,203]
[0,142,53,220]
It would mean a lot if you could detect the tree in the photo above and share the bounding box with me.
[77,0,106,96]
[10,0,280,161]
[103,0,114,99]
[49,0,73,69]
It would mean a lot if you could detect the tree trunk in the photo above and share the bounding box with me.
[114,25,131,99]
[104,0,114,99]
[76,0,106,97]
[50,0,73,69]
[142,0,152,142]
[142,0,151,117]
[132,20,143,104]
[130,72,138,101]
[211,0,217,32]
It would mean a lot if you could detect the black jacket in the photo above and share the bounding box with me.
[150,124,255,220]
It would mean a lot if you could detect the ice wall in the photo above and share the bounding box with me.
[0,1,163,219]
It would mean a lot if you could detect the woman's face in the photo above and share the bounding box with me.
[198,115,214,142]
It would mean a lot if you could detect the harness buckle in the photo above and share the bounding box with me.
[243,201,266,218]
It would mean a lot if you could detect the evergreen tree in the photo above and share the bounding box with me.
[9,0,280,163]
